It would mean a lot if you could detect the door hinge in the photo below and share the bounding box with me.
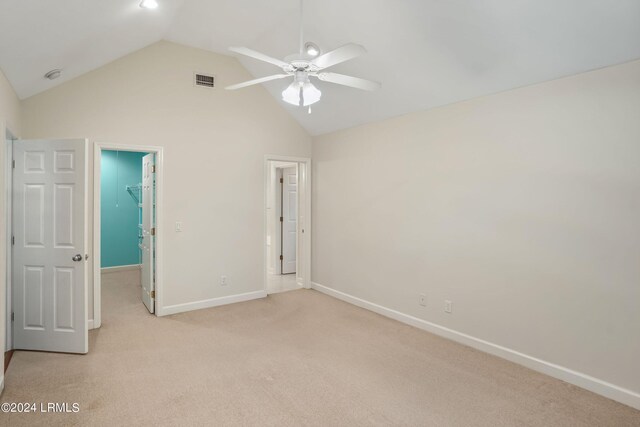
[151,290,155,299]
[279,255,283,261]
[12,235,15,245]
[151,165,156,173]
[12,160,15,169]
[280,177,283,183]
[11,312,14,322]
[279,216,283,222]
[151,227,156,236]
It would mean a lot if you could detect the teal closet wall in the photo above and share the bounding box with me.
[101,150,147,268]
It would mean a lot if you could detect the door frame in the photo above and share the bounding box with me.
[93,143,164,327]
[263,155,311,292]
[0,121,18,354]
[2,122,15,357]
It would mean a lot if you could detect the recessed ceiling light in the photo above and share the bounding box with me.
[44,69,62,80]
[304,42,320,57]
[139,0,158,9]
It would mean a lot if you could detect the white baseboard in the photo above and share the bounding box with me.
[311,281,640,410]
[101,264,141,273]
[88,319,95,330]
[158,290,267,316]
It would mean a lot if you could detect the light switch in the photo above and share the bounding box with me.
[175,221,183,232]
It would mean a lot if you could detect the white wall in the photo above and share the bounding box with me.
[312,60,640,405]
[20,41,311,319]
[0,66,21,392]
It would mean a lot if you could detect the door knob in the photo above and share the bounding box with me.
[72,254,83,262]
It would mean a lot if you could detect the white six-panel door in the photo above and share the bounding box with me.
[12,139,88,354]
[281,166,297,274]
[141,154,155,313]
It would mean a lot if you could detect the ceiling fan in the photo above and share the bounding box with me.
[225,0,381,110]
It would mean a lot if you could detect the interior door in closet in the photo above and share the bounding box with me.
[141,153,155,313]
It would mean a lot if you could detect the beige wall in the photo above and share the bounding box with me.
[21,41,311,319]
[312,60,640,398]
[1,67,21,389]
[0,67,21,135]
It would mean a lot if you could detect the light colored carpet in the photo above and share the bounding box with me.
[1,270,639,426]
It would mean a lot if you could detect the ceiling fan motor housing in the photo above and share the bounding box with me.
[284,54,319,72]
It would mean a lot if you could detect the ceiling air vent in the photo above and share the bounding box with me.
[194,73,215,88]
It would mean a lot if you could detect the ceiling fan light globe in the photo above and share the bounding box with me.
[304,42,321,58]
[302,82,321,106]
[282,82,301,106]
[139,0,159,9]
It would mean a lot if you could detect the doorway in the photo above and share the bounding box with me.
[93,143,163,328]
[264,156,311,295]
[280,165,297,275]
[99,149,155,315]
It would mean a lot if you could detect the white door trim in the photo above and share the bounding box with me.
[1,120,6,394]
[3,122,15,353]
[264,155,311,293]
[93,143,164,327]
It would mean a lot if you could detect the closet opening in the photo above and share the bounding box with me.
[93,143,164,328]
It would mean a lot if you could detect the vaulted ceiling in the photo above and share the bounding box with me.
[1,0,639,135]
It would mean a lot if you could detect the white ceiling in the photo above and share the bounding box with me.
[1,0,639,135]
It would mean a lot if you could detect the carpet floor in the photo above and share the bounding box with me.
[1,270,639,426]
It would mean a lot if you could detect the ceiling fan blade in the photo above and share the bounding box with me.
[317,73,381,91]
[225,74,290,90]
[228,47,290,69]
[311,43,367,70]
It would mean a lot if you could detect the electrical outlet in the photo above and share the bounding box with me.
[220,275,228,286]
[444,300,452,314]
[419,293,427,307]
[175,221,183,232]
